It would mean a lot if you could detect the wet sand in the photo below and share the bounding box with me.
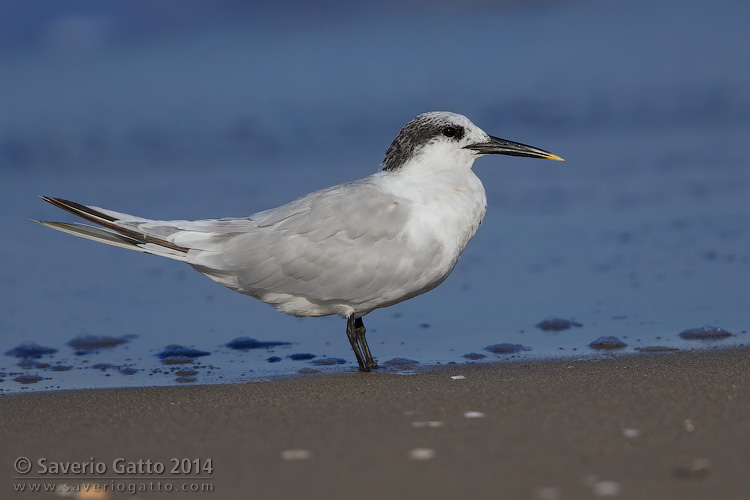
[3,348,750,499]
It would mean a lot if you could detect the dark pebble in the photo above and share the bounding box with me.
[536,318,583,331]
[157,345,211,359]
[484,343,531,354]
[49,365,73,372]
[463,352,487,360]
[68,335,128,354]
[678,326,733,340]
[226,337,291,351]
[14,374,44,384]
[266,356,282,363]
[5,342,58,359]
[383,358,420,366]
[589,336,627,350]
[288,353,316,361]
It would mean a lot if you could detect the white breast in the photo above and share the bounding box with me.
[373,168,487,269]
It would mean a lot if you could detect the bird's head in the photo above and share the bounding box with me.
[381,111,563,173]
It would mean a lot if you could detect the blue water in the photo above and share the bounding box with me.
[2,0,749,392]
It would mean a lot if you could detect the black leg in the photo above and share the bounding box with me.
[346,315,369,372]
[354,317,378,370]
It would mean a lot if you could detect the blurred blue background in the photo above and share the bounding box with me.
[2,0,749,391]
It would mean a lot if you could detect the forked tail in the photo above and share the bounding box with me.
[35,197,190,261]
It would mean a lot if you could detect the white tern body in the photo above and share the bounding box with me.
[38,112,562,371]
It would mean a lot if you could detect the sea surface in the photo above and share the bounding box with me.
[2,0,748,392]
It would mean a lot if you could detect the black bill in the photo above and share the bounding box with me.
[465,135,564,161]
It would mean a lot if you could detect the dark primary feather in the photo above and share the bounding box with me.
[39,196,190,254]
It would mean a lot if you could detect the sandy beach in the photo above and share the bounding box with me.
[3,347,749,499]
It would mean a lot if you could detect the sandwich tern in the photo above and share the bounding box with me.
[37,112,563,371]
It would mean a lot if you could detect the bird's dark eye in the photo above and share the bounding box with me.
[442,127,457,138]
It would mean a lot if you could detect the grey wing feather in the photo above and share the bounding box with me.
[187,179,443,309]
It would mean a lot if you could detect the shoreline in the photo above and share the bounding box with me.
[4,347,750,499]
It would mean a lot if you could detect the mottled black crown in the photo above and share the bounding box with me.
[382,113,466,172]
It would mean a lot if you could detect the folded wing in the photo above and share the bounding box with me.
[38,178,447,316]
